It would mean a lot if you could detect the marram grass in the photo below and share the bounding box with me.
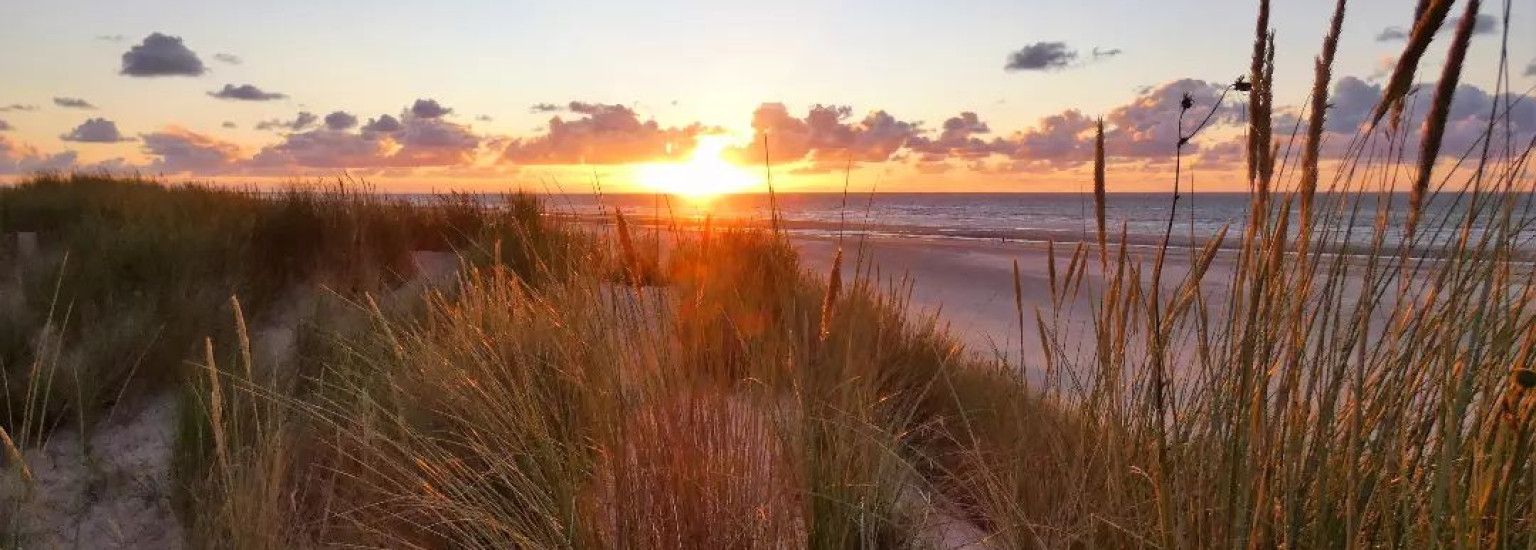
[3,0,1536,546]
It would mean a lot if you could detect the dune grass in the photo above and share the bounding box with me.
[0,174,582,547]
[0,174,583,434]
[4,1,1536,547]
[975,1,1536,546]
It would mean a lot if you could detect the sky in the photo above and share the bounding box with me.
[2,0,1533,193]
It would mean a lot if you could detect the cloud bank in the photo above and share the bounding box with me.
[501,102,703,165]
[0,136,78,174]
[246,99,482,170]
[11,76,1530,181]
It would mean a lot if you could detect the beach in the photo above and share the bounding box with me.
[795,219,1524,380]
[794,233,1244,370]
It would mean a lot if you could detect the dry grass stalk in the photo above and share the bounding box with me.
[1013,259,1027,386]
[818,247,843,343]
[0,425,31,485]
[230,295,253,379]
[1298,0,1348,250]
[203,337,230,478]
[1254,33,1276,206]
[1246,0,1271,186]
[614,208,641,285]
[1371,0,1454,128]
[1094,118,1108,268]
[1408,0,1479,238]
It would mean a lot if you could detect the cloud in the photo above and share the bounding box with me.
[501,102,704,164]
[255,111,318,132]
[1368,55,1398,81]
[0,136,79,175]
[1377,14,1499,42]
[529,103,562,113]
[1005,42,1077,71]
[251,101,482,169]
[568,101,629,116]
[843,110,921,161]
[1092,47,1124,60]
[248,130,393,168]
[1526,59,1536,77]
[95,34,125,42]
[1405,82,1534,155]
[60,118,133,143]
[1466,13,1499,34]
[476,114,493,122]
[1375,26,1408,42]
[731,103,921,168]
[324,111,358,130]
[410,98,452,119]
[120,32,207,77]
[912,79,1237,171]
[222,121,237,129]
[908,111,1003,159]
[390,114,481,165]
[0,119,11,131]
[1192,137,1247,169]
[912,160,952,174]
[0,104,38,112]
[139,127,242,174]
[208,84,287,101]
[213,53,241,65]
[361,114,403,134]
[1006,109,1099,166]
[1324,76,1381,133]
[1103,79,1240,159]
[1192,76,1535,166]
[52,97,97,109]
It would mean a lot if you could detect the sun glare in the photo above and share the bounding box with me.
[636,135,758,202]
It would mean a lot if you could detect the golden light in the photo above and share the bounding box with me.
[635,135,758,202]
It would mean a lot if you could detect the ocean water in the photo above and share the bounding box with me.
[408,192,1536,255]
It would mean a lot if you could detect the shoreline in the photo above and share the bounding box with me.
[557,211,1536,264]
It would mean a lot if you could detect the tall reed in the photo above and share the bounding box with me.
[1407,0,1479,238]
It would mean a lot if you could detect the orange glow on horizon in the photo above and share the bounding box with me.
[634,135,759,202]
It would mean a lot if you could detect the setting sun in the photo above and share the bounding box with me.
[635,135,759,201]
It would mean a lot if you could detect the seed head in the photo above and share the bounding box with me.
[1233,76,1252,92]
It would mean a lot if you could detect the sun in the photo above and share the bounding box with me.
[635,135,758,201]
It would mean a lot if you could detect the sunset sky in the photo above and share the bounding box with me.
[3,0,1533,192]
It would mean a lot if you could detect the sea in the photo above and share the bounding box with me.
[437,192,1536,256]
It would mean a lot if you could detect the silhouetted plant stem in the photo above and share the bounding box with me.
[762,133,781,235]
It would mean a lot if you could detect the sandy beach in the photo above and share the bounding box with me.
[796,235,1090,369]
[794,229,1475,386]
[794,233,1247,371]
[797,235,1049,366]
